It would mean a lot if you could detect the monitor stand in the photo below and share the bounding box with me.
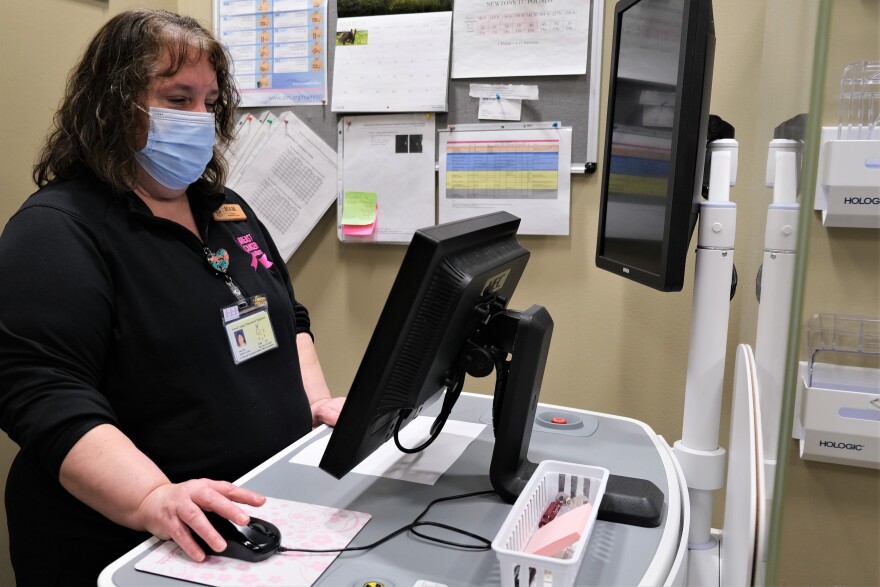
[484,304,552,502]
[471,304,664,527]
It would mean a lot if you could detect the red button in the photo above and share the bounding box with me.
[550,417,568,425]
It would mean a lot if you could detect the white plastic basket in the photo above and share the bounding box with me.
[492,460,609,587]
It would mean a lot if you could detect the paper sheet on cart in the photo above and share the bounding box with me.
[290,417,486,485]
[451,0,590,78]
[135,496,370,587]
[229,113,337,261]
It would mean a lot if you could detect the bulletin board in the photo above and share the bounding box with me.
[218,0,606,174]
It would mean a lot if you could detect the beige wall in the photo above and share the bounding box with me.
[1,3,115,585]
[773,2,880,586]
[0,1,877,585]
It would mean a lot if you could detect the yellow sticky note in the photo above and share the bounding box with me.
[342,192,377,226]
[343,204,378,235]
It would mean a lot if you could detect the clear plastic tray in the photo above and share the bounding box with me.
[807,313,880,387]
[492,460,609,587]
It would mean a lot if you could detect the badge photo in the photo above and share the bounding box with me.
[222,295,279,364]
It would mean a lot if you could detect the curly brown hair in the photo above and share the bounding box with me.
[33,8,240,194]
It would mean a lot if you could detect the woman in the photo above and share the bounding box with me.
[0,9,343,585]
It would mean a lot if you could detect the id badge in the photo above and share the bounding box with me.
[221,294,279,364]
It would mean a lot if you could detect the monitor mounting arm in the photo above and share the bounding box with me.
[469,304,554,503]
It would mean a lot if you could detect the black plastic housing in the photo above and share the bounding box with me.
[596,0,716,292]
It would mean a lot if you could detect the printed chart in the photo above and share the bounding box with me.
[439,126,572,235]
[445,140,560,199]
[215,0,327,106]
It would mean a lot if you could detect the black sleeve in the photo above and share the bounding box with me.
[225,189,313,339]
[0,205,118,477]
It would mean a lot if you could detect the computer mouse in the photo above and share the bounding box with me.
[193,511,282,563]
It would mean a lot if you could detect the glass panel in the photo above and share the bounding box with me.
[755,2,880,586]
[762,1,829,584]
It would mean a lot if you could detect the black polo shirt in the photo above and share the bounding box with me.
[0,169,314,583]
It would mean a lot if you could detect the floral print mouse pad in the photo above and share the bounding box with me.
[135,496,371,587]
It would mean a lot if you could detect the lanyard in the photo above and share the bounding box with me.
[203,246,246,304]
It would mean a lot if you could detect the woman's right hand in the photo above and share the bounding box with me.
[135,479,267,561]
[59,424,268,562]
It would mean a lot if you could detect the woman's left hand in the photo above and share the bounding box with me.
[310,396,345,427]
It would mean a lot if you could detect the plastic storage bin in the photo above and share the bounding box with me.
[492,460,609,587]
[793,314,880,468]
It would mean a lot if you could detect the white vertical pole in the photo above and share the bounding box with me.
[754,139,801,567]
[674,138,738,585]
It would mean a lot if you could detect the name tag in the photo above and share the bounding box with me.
[213,204,248,221]
[222,295,278,364]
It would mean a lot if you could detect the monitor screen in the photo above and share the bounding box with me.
[319,212,553,502]
[596,0,715,291]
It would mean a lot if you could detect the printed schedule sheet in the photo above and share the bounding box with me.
[439,125,573,235]
[215,0,328,106]
[451,0,591,78]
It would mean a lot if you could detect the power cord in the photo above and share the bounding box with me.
[277,489,498,555]
[392,366,466,455]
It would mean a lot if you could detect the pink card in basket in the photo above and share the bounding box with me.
[523,503,593,557]
[135,496,371,587]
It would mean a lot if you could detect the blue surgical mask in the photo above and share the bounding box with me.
[135,106,216,190]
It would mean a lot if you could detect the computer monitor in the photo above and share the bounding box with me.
[319,212,553,503]
[596,0,716,292]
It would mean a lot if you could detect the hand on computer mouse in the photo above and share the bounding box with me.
[135,479,267,562]
[192,511,283,563]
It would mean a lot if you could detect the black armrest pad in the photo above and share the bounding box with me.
[597,474,665,528]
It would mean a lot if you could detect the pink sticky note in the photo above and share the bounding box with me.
[523,503,593,557]
[342,205,378,235]
[343,221,376,235]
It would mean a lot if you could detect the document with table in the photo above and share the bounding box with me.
[227,112,337,260]
[438,124,574,235]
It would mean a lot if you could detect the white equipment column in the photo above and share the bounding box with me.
[754,138,801,562]
[674,138,738,587]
